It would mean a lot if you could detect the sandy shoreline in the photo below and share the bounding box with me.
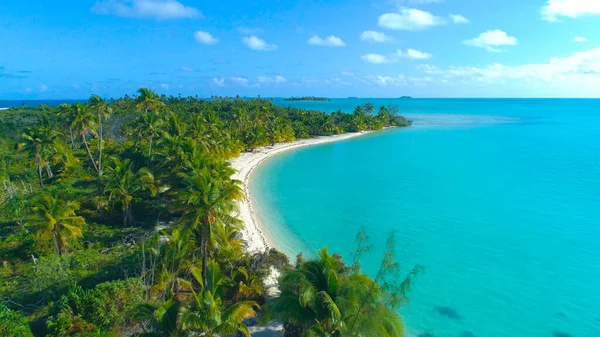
[230,131,373,255]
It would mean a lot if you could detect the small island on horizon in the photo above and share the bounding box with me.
[399,96,412,99]
[283,96,330,101]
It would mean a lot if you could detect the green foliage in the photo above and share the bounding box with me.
[46,278,145,336]
[0,90,413,335]
[0,302,34,337]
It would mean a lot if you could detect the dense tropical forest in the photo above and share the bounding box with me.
[0,89,417,337]
[282,97,330,101]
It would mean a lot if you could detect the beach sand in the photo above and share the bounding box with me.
[230,131,372,336]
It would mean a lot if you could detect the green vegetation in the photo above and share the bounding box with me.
[283,96,331,101]
[0,91,414,336]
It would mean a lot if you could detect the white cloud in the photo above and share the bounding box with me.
[378,7,445,31]
[574,36,587,42]
[449,14,469,23]
[242,36,278,51]
[542,0,600,21]
[230,77,249,86]
[257,75,287,83]
[418,48,600,87]
[39,83,48,92]
[398,48,432,59]
[194,31,218,45]
[360,30,391,43]
[160,83,169,89]
[308,35,346,47]
[92,0,201,20]
[213,78,225,87]
[341,71,354,76]
[180,66,194,72]
[237,27,264,35]
[463,30,517,52]
[361,48,432,63]
[361,54,396,64]
[367,75,407,86]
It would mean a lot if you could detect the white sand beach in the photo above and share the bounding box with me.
[230,131,372,255]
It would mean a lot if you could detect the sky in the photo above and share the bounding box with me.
[1,0,600,99]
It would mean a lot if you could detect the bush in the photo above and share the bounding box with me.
[47,278,145,336]
[0,302,34,337]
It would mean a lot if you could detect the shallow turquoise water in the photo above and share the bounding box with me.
[251,99,600,337]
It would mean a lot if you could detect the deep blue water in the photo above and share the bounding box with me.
[252,99,600,337]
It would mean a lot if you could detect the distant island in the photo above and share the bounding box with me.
[348,96,358,99]
[399,96,412,99]
[284,96,330,101]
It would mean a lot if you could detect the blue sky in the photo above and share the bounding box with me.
[1,0,600,99]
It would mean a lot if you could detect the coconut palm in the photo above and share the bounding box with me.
[178,290,258,337]
[131,298,182,337]
[363,102,375,115]
[58,103,76,148]
[177,166,243,288]
[71,102,99,173]
[136,88,165,115]
[87,95,112,176]
[29,191,85,256]
[103,157,156,226]
[21,118,60,187]
[268,247,409,337]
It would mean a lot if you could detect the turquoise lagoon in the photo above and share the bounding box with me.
[251,99,600,337]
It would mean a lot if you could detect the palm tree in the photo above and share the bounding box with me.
[136,88,165,115]
[21,118,59,187]
[178,290,258,337]
[103,157,156,226]
[364,102,375,115]
[131,111,164,157]
[58,103,76,148]
[268,246,410,337]
[21,126,46,187]
[87,95,112,176]
[131,299,182,337]
[29,191,85,256]
[177,166,243,288]
[71,102,99,173]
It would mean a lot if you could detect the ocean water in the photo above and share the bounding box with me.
[252,99,600,337]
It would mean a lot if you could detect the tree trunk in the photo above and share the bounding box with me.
[52,231,61,256]
[36,154,44,187]
[97,117,104,220]
[147,132,154,157]
[98,116,103,175]
[82,134,99,173]
[201,221,209,288]
[69,128,75,149]
[45,164,54,178]
[123,202,134,226]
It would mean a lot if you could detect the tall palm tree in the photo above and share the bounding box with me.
[21,118,59,187]
[71,102,99,173]
[131,111,164,157]
[104,157,156,226]
[29,191,85,256]
[177,167,243,288]
[364,102,375,115]
[136,88,165,115]
[87,95,112,176]
[58,103,76,148]
[21,126,46,187]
